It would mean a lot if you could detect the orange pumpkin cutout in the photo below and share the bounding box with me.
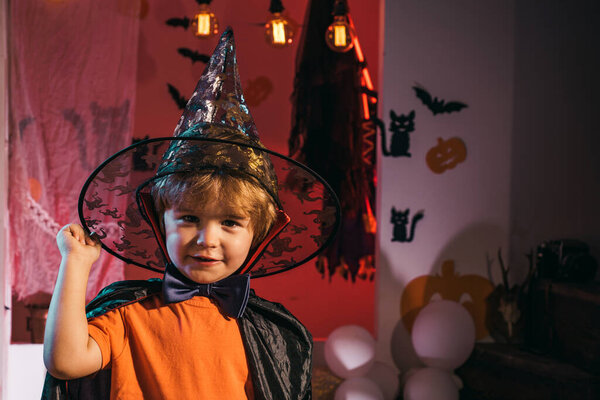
[426,137,467,174]
[401,260,493,340]
[244,76,274,107]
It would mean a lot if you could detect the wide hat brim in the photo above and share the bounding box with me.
[78,136,341,278]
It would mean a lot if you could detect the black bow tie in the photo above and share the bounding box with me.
[162,263,250,319]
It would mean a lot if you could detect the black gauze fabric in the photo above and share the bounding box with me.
[240,294,313,400]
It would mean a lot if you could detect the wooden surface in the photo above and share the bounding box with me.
[526,279,600,374]
[457,343,600,400]
[312,366,343,400]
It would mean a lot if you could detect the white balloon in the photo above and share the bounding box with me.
[403,367,459,400]
[335,377,384,400]
[365,362,400,400]
[411,300,475,370]
[325,325,376,378]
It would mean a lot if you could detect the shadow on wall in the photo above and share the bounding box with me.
[377,249,421,370]
[389,222,506,370]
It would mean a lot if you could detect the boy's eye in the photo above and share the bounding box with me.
[222,219,240,228]
[181,215,199,223]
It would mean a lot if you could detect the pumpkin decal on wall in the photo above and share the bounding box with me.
[401,260,493,340]
[426,137,467,174]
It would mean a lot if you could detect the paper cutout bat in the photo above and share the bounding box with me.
[165,17,190,29]
[412,85,467,115]
[177,48,210,64]
[167,83,187,110]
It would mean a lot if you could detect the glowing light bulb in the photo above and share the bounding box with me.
[192,4,218,38]
[334,24,347,47]
[265,13,295,47]
[196,14,210,35]
[272,20,286,44]
[325,15,355,53]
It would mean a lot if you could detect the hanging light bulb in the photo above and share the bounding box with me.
[265,0,295,47]
[325,0,355,53]
[192,0,219,39]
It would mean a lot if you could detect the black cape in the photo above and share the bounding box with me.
[41,279,312,400]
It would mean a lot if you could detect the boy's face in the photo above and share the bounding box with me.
[163,200,254,284]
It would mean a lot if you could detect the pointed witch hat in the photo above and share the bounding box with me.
[78,28,341,278]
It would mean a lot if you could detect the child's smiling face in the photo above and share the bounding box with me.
[163,200,254,284]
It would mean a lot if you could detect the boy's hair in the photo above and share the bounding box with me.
[151,170,278,248]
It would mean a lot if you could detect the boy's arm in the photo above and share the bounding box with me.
[43,224,103,380]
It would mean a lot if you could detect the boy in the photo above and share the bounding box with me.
[42,28,340,399]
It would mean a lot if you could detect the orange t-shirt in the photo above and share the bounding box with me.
[88,293,251,399]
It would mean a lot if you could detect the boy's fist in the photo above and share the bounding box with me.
[56,224,101,265]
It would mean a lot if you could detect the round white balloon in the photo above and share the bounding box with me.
[335,377,384,400]
[403,367,459,400]
[411,300,475,370]
[325,325,376,378]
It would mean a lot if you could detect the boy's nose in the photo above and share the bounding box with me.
[196,224,218,248]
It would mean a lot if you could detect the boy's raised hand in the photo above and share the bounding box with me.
[56,224,101,265]
[45,223,104,379]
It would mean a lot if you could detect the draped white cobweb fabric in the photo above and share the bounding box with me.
[9,0,141,300]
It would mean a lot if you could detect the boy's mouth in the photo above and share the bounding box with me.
[191,255,219,262]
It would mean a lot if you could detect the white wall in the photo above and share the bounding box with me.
[7,345,47,400]
[377,0,515,370]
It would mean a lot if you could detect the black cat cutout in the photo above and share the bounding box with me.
[379,110,415,157]
[391,207,424,242]
[413,85,467,116]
